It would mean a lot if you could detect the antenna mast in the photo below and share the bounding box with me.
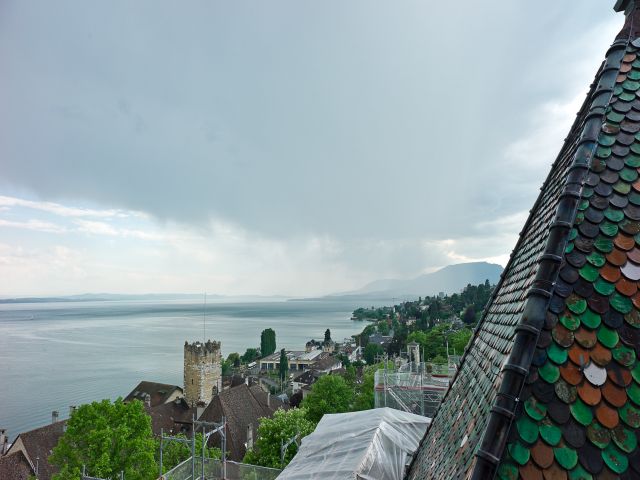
[203,292,207,344]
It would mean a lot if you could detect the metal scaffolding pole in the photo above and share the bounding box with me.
[194,415,226,480]
[159,427,194,479]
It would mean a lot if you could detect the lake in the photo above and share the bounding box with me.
[0,298,382,440]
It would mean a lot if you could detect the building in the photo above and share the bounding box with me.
[259,350,329,372]
[145,397,195,437]
[124,381,183,407]
[3,419,66,480]
[0,450,34,480]
[198,383,284,461]
[183,340,222,407]
[408,4,640,478]
[368,332,393,348]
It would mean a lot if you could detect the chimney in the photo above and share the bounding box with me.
[144,393,151,408]
[0,429,8,455]
[69,405,76,417]
[246,424,254,450]
[51,411,59,424]
[267,392,270,408]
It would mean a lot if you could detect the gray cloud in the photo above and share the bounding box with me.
[0,1,622,278]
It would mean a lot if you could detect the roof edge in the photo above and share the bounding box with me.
[407,31,623,474]
[471,38,628,480]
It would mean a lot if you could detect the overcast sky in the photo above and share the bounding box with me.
[0,1,624,297]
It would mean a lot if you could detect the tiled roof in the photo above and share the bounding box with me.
[123,380,182,407]
[199,383,283,461]
[0,450,35,480]
[6,421,66,480]
[145,398,195,437]
[409,6,640,480]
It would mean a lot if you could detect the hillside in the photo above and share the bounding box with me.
[337,262,502,298]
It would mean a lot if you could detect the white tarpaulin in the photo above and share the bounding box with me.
[276,408,431,480]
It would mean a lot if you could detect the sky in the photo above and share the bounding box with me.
[0,1,625,297]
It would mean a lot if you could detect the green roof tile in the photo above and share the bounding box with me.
[612,344,636,366]
[611,425,637,453]
[516,414,539,444]
[567,463,593,480]
[594,277,616,296]
[586,251,606,267]
[619,403,640,428]
[597,326,619,349]
[508,441,530,466]
[570,398,594,426]
[602,443,628,474]
[539,361,561,384]
[600,221,619,237]
[525,397,547,421]
[579,309,601,329]
[586,421,611,449]
[554,446,578,470]
[539,420,562,446]
[578,264,599,283]
[548,342,568,364]
[560,313,581,331]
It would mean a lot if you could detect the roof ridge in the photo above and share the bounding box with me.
[471,37,629,479]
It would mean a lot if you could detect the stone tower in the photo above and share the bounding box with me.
[184,340,222,407]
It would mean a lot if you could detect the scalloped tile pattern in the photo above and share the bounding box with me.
[406,54,603,480]
[497,44,640,480]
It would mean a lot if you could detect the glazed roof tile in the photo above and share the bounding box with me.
[408,5,640,480]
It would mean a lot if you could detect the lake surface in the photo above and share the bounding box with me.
[0,298,381,440]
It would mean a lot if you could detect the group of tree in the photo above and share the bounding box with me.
[221,328,279,375]
[243,363,379,468]
[351,280,493,364]
[49,398,222,480]
[243,408,315,468]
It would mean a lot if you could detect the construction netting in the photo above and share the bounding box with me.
[163,457,281,480]
[275,408,430,480]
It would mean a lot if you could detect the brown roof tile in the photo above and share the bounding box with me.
[0,450,35,480]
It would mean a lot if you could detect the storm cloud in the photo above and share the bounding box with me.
[0,1,624,294]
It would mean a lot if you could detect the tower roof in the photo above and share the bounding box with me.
[408,5,640,479]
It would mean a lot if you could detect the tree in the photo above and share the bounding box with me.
[243,408,315,468]
[301,375,354,423]
[352,367,375,411]
[50,399,156,480]
[241,348,260,363]
[260,329,277,357]
[157,433,221,474]
[363,343,383,365]
[462,305,476,324]
[227,352,241,368]
[324,329,331,344]
[450,328,472,355]
[279,348,288,381]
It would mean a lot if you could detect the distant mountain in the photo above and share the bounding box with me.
[334,262,503,299]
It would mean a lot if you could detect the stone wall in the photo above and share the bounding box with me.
[183,340,222,407]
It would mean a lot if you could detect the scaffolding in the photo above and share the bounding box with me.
[374,360,456,417]
[163,457,281,480]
